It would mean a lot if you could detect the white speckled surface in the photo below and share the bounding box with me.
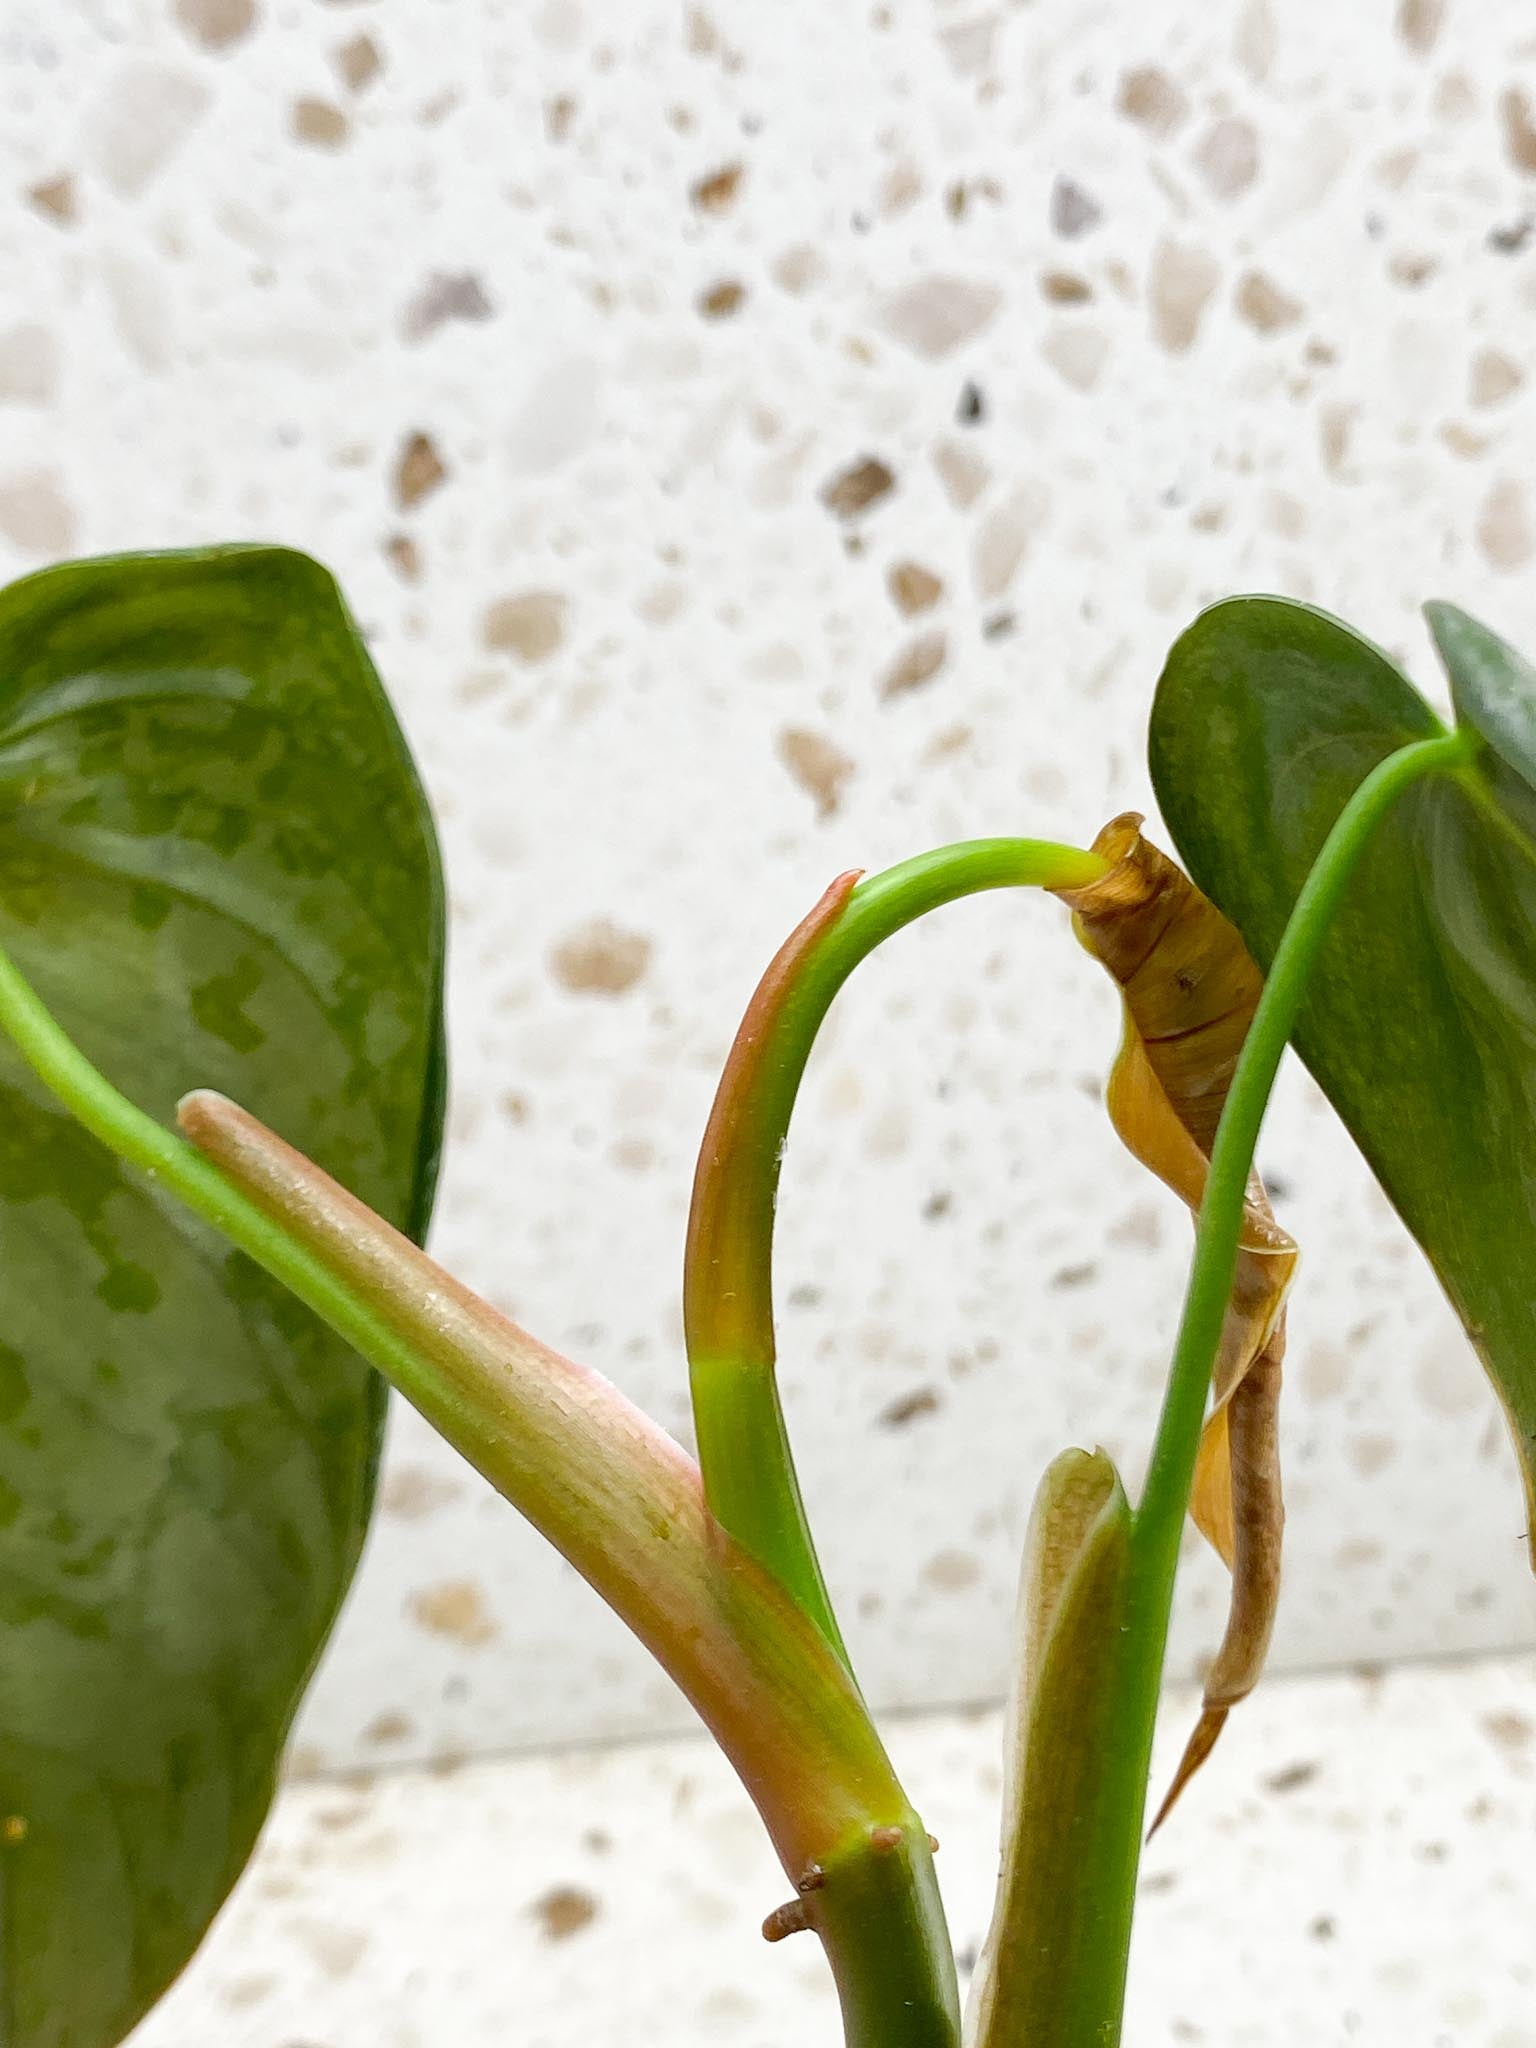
[133,1654,1536,2046]
[5,0,1536,1778]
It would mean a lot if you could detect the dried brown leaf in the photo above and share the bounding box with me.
[1053,813,1297,1825]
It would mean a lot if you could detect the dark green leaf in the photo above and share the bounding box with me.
[1427,599,1536,795]
[1149,594,1536,1549]
[0,547,445,2046]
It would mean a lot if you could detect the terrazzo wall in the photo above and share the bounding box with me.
[5,0,1536,1772]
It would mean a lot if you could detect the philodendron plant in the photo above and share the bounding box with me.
[0,548,1530,2048]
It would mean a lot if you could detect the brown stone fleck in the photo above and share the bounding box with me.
[1109,1202,1163,1249]
[691,161,743,212]
[931,440,988,510]
[551,921,652,996]
[393,430,447,510]
[381,1465,462,1519]
[1471,347,1524,408]
[1477,477,1533,571]
[698,278,746,319]
[0,325,59,405]
[402,270,494,343]
[887,560,944,616]
[973,483,1050,596]
[533,1885,599,1941]
[1396,0,1444,51]
[1264,1760,1320,1794]
[313,1799,370,1831]
[546,94,577,141]
[292,97,351,149]
[1235,0,1276,79]
[882,1387,941,1428]
[220,1974,275,2010]
[1041,270,1093,304]
[483,590,567,662]
[1193,118,1260,201]
[923,1548,980,1591]
[771,244,825,295]
[1349,1433,1396,1477]
[686,6,718,55]
[1319,403,1356,479]
[382,533,421,582]
[0,472,76,556]
[408,1579,499,1647]
[879,276,1002,359]
[90,65,211,196]
[1235,270,1303,334]
[363,1710,416,1745]
[25,174,78,225]
[1117,65,1189,137]
[882,160,924,215]
[334,31,382,91]
[1483,1710,1534,1751]
[1149,239,1219,353]
[296,1923,369,1978]
[923,723,974,763]
[881,631,947,700]
[1503,88,1536,174]
[820,455,896,520]
[778,728,854,819]
[1042,323,1108,393]
[1441,421,1491,460]
[174,0,255,51]
[1388,250,1436,288]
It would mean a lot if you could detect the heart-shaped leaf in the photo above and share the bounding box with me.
[0,547,445,2046]
[1149,594,1536,1549]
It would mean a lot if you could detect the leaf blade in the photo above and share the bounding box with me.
[1149,594,1536,1554]
[0,546,445,2046]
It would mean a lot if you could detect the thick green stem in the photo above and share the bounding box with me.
[1058,728,1475,2044]
[685,839,1107,1668]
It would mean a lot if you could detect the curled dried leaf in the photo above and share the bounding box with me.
[1053,814,1297,1827]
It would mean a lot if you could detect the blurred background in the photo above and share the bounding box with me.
[5,1,1535,2041]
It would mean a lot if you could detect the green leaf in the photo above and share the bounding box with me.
[0,546,445,2046]
[1149,594,1536,1547]
[966,1448,1132,2046]
[1426,599,1536,794]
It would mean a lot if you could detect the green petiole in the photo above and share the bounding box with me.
[684,838,1109,1669]
[1058,725,1477,2046]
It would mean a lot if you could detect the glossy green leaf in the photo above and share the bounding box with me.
[1149,594,1536,1546]
[1427,600,1536,794]
[0,547,445,2046]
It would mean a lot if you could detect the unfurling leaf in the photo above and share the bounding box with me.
[1053,816,1297,1827]
[965,1449,1132,2047]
